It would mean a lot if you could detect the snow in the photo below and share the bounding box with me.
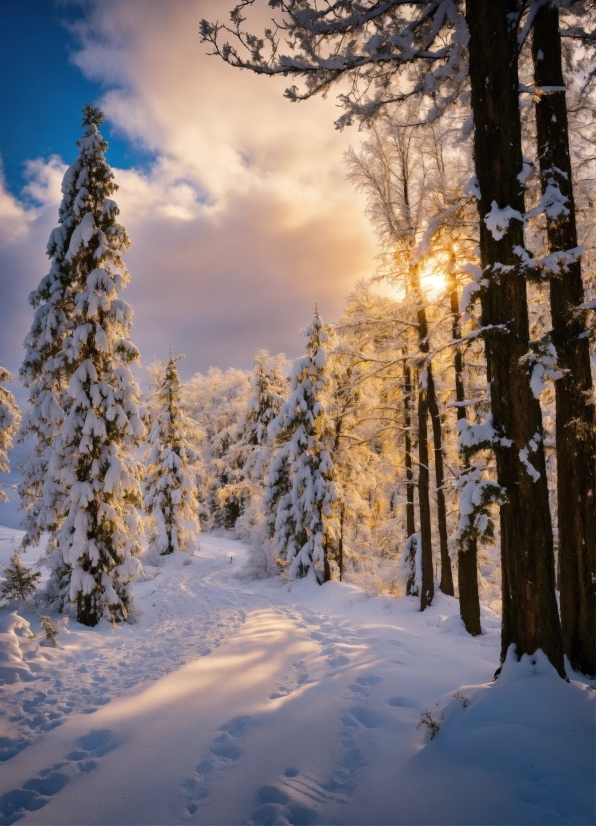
[483,202,523,241]
[0,529,593,825]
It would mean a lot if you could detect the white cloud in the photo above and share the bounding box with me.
[1,0,376,386]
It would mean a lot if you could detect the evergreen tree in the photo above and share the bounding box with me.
[268,308,339,583]
[0,365,20,503]
[241,350,286,483]
[0,552,41,603]
[144,349,200,555]
[20,104,144,626]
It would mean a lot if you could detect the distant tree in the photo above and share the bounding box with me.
[0,365,20,503]
[183,367,252,530]
[144,350,200,555]
[215,350,287,536]
[268,308,339,582]
[20,104,144,626]
[0,552,41,603]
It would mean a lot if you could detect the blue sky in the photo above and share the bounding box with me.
[0,0,152,196]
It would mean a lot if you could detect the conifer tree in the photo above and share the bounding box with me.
[144,349,200,555]
[268,308,339,583]
[242,351,286,478]
[0,552,41,603]
[20,104,144,626]
[0,365,20,503]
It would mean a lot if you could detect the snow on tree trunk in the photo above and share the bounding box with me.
[268,308,339,583]
[0,366,20,504]
[532,4,596,678]
[21,104,144,626]
[143,350,200,555]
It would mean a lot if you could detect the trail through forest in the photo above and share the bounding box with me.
[0,530,593,825]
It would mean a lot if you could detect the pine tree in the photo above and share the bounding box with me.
[0,552,41,603]
[240,351,286,483]
[233,351,286,537]
[143,349,200,555]
[20,104,144,626]
[0,365,20,503]
[268,308,339,583]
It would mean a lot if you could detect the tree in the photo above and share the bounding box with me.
[20,104,144,626]
[268,308,339,582]
[0,365,20,503]
[201,0,566,675]
[144,349,200,555]
[183,367,253,530]
[221,350,287,531]
[0,552,41,603]
[530,2,595,676]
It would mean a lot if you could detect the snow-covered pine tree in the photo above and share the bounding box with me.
[242,350,286,482]
[233,352,284,544]
[143,349,200,555]
[268,308,339,583]
[208,352,285,535]
[0,365,20,503]
[0,552,41,603]
[22,104,144,626]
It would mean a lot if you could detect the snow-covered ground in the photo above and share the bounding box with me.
[0,529,594,825]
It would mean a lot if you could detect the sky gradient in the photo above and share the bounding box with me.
[0,0,377,394]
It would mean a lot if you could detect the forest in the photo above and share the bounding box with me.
[0,2,594,825]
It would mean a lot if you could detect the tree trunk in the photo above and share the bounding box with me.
[411,264,452,602]
[448,266,482,636]
[532,4,596,677]
[403,358,419,595]
[426,364,454,595]
[417,369,434,610]
[466,0,564,675]
[338,504,344,582]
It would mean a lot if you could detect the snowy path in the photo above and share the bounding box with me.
[0,534,594,825]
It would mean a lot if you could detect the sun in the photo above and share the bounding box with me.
[419,257,447,298]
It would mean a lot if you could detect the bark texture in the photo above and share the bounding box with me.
[466,0,564,675]
[532,4,596,677]
[449,266,481,636]
[417,371,434,610]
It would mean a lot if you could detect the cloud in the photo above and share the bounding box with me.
[0,0,376,390]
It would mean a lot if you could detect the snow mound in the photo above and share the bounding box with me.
[399,648,595,825]
[0,612,37,685]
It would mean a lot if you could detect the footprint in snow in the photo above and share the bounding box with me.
[319,677,385,801]
[349,674,382,698]
[269,661,311,700]
[251,781,319,826]
[182,715,253,816]
[0,729,119,825]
